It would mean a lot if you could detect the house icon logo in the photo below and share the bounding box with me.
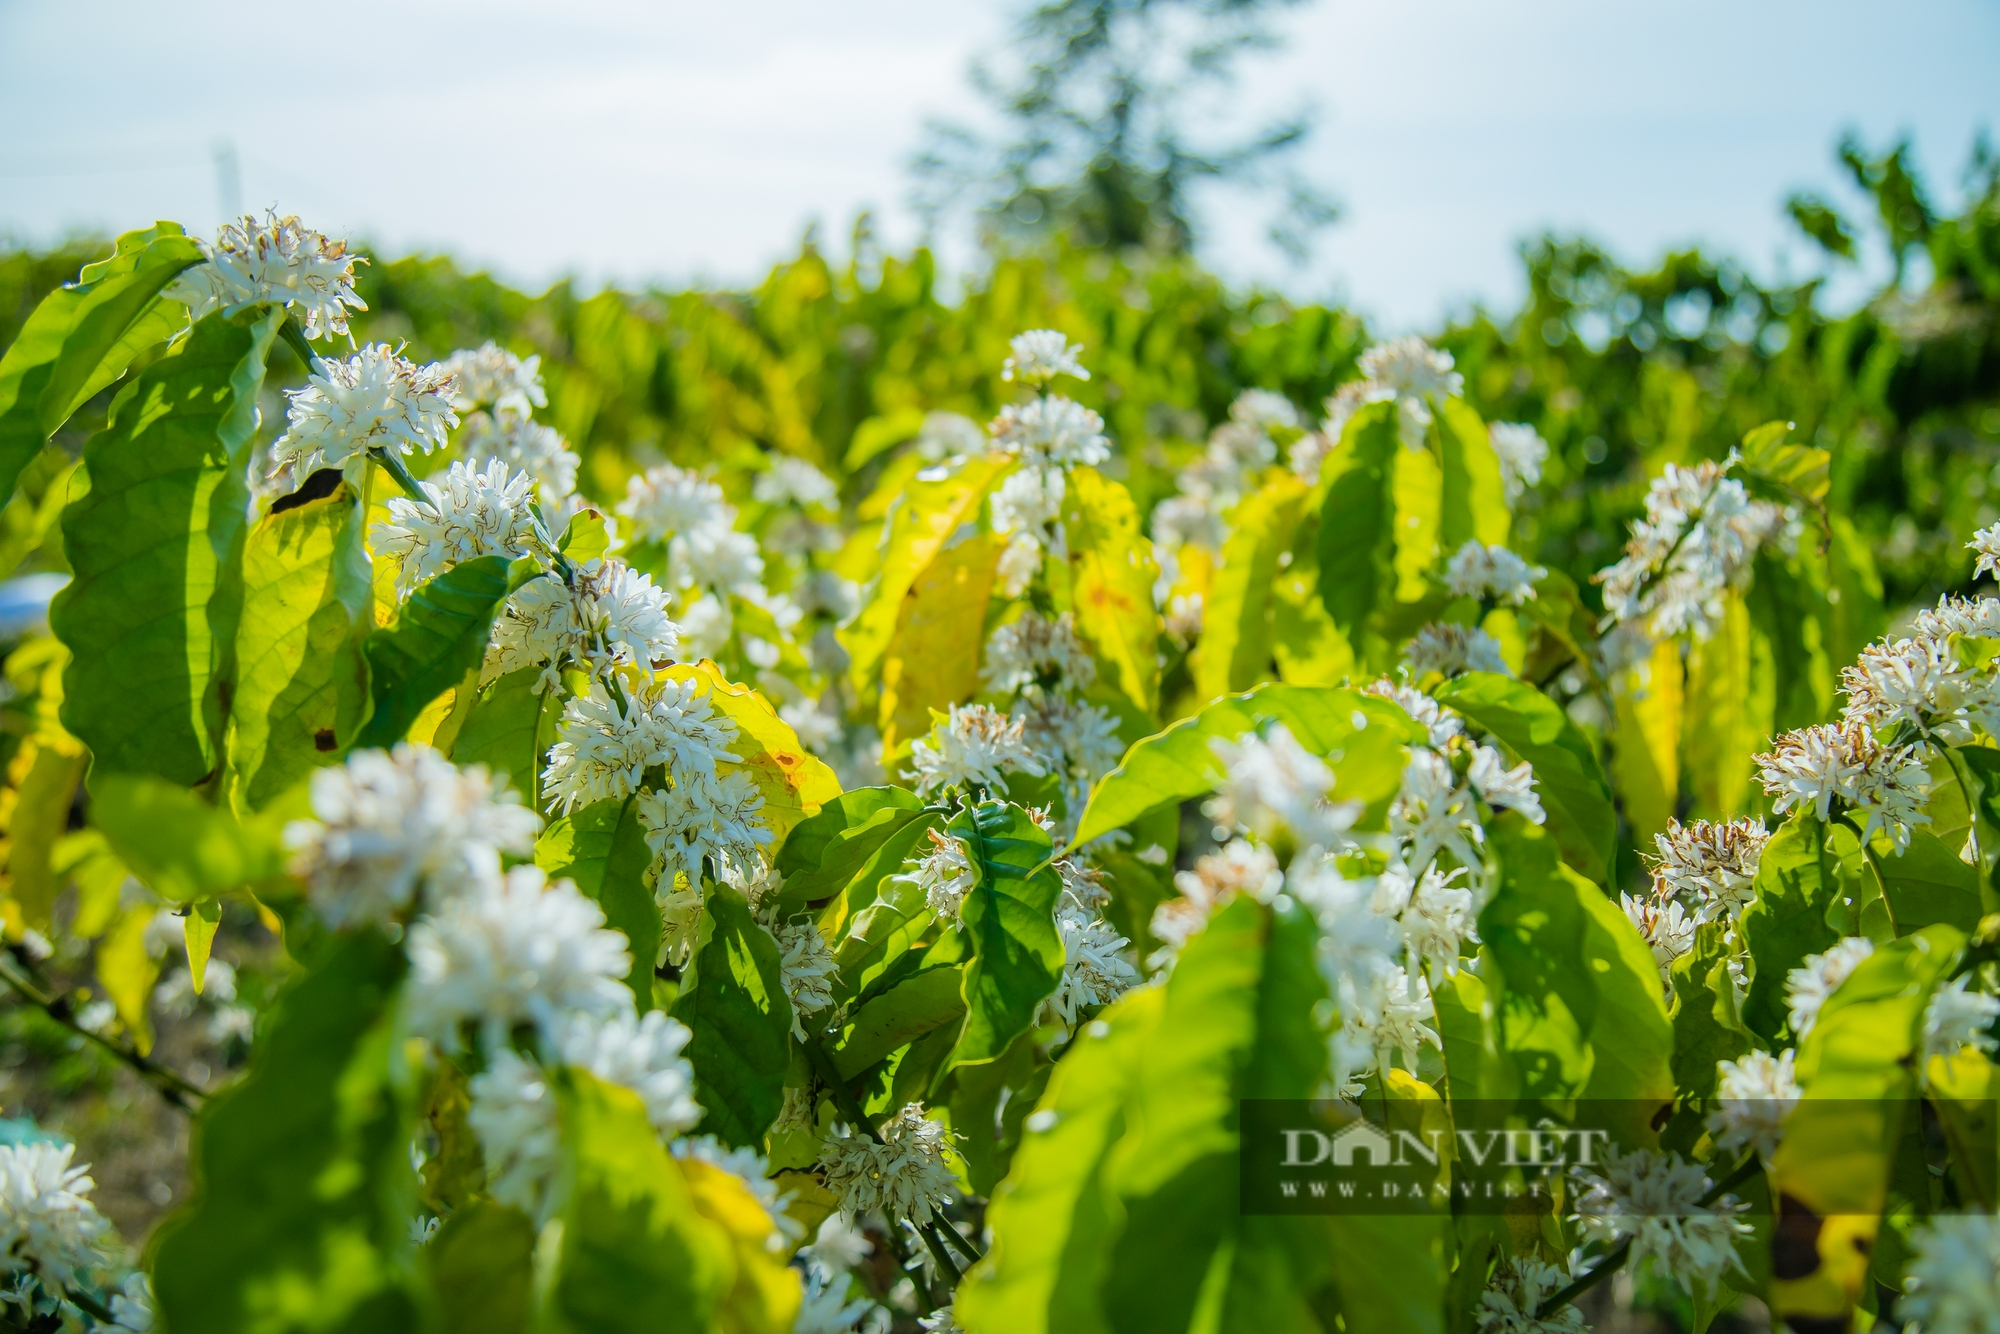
[1329,1120,1394,1166]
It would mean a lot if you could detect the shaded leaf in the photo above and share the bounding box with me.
[354,554,520,750]
[90,772,284,903]
[950,801,1064,1069]
[774,786,929,908]
[453,667,562,806]
[1316,402,1400,637]
[672,883,791,1147]
[425,1201,533,1334]
[1196,474,1309,700]
[537,796,660,1007]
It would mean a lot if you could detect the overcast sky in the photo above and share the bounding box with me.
[1,0,1994,328]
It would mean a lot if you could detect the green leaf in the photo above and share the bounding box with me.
[1666,924,1750,1116]
[556,508,612,564]
[1774,926,1962,1218]
[1737,419,1830,503]
[950,801,1064,1069]
[824,812,946,1002]
[1064,467,1162,712]
[89,772,284,904]
[1681,592,1758,819]
[221,479,374,812]
[672,883,791,1147]
[1075,683,1423,847]
[0,223,204,508]
[844,406,926,469]
[185,898,223,992]
[1738,814,1841,1043]
[51,310,280,785]
[152,930,418,1334]
[774,785,929,907]
[425,1202,535,1334]
[1316,402,1400,637]
[552,1070,732,1332]
[537,796,661,1007]
[956,986,1164,1334]
[842,453,1010,688]
[1875,829,1983,933]
[1435,671,1618,884]
[1437,398,1509,550]
[833,964,968,1078]
[1746,551,1835,733]
[354,555,521,750]
[452,667,562,806]
[1196,475,1311,700]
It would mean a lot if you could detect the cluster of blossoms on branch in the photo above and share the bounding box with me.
[1595,455,1788,644]
[986,330,1110,597]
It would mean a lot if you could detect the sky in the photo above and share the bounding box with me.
[0,0,1994,329]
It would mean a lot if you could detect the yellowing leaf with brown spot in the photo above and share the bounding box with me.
[660,662,841,843]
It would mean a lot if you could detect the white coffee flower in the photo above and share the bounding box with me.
[1400,864,1481,983]
[1392,749,1486,878]
[1843,634,2000,745]
[633,768,772,882]
[1572,1146,1750,1298]
[1468,745,1545,823]
[1445,541,1545,605]
[0,1142,109,1289]
[981,611,1096,696]
[484,576,590,689]
[1596,459,1784,641]
[1648,819,1768,923]
[583,561,680,674]
[1912,593,2000,641]
[1785,936,1875,1038]
[1902,1213,2000,1334]
[994,532,1045,598]
[900,829,978,921]
[795,1268,875,1334]
[556,1006,703,1138]
[1755,723,1932,851]
[670,522,766,597]
[1356,337,1463,450]
[817,1103,957,1227]
[1970,522,2000,581]
[1287,431,1336,484]
[1151,495,1227,552]
[753,456,838,510]
[1363,679,1465,748]
[1476,1255,1586,1334]
[1404,622,1512,679]
[1346,967,1441,1076]
[804,1211,876,1274]
[1207,725,1358,851]
[441,342,546,417]
[272,344,459,482]
[458,412,577,498]
[905,703,1047,796]
[1924,976,2000,1066]
[918,1304,965,1334]
[1488,422,1549,504]
[373,458,536,596]
[990,396,1111,470]
[1151,840,1282,957]
[676,593,733,660]
[1622,893,1697,986]
[1319,379,1373,444]
[285,744,540,928]
[777,919,838,1038]
[404,865,632,1049]
[164,211,365,340]
[1708,1048,1799,1162]
[1040,907,1139,1029]
[1002,329,1089,385]
[466,1049,561,1220]
[915,411,986,462]
[106,1272,153,1333]
[1230,388,1300,432]
[618,464,726,544]
[990,465,1066,536]
[543,677,740,814]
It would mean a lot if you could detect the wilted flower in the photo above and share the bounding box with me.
[1476,1256,1586,1334]
[1648,819,1768,922]
[1622,893,1696,985]
[164,211,365,340]
[1842,633,2000,745]
[1755,723,1931,852]
[271,344,458,482]
[1911,593,2000,641]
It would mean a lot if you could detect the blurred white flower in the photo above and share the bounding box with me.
[1153,840,1282,957]
[467,1049,561,1220]
[1488,422,1549,504]
[754,456,839,510]
[1707,1048,1799,1162]
[990,396,1110,470]
[981,610,1096,695]
[1902,1213,2000,1334]
[0,1142,109,1289]
[915,411,985,462]
[1445,541,1545,605]
[458,412,577,498]
[1356,337,1463,450]
[1924,976,2000,1066]
[441,342,546,417]
[990,466,1066,535]
[1151,495,1227,552]
[670,523,766,597]
[1002,329,1089,385]
[1468,745,1544,823]
[1207,725,1358,851]
[618,464,726,544]
[557,1006,703,1138]
[285,744,539,928]
[1785,936,1875,1038]
[1403,623,1511,679]
[1362,679,1465,748]
[1596,459,1783,641]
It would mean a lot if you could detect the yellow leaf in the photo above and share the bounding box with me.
[1683,593,1755,818]
[681,1157,804,1334]
[1063,468,1162,713]
[7,742,85,929]
[185,898,222,993]
[96,904,160,1055]
[660,663,842,844]
[881,531,1000,754]
[1612,639,1683,851]
[1391,443,1444,603]
[1195,475,1310,700]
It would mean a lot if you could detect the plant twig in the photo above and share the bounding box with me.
[0,949,204,1112]
[369,446,428,503]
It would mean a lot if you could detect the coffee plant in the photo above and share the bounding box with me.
[0,154,1994,1334]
